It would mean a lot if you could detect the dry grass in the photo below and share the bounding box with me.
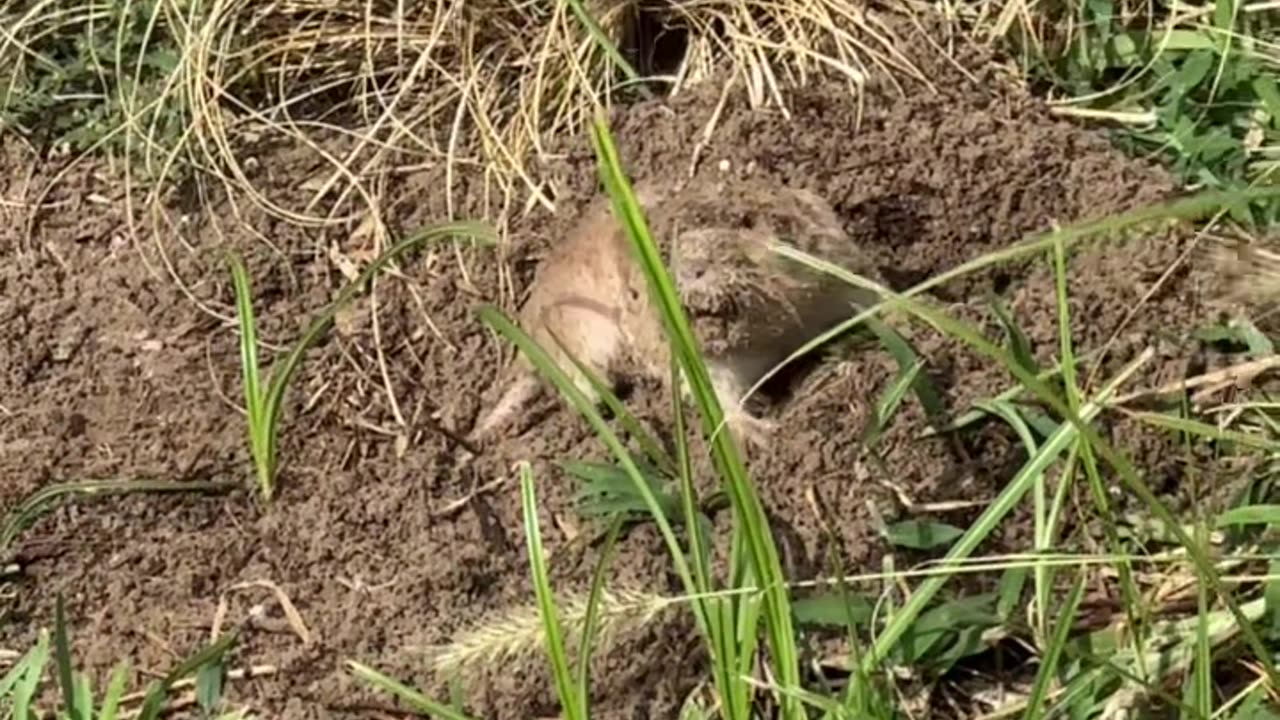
[2,0,929,258]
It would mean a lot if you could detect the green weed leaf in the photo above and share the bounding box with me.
[196,656,226,717]
[348,661,479,720]
[1216,504,1280,527]
[988,295,1040,376]
[54,595,78,720]
[882,519,964,550]
[791,593,875,629]
[894,594,1000,667]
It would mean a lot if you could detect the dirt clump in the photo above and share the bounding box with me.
[0,18,1227,719]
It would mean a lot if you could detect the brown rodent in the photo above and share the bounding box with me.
[468,179,676,440]
[470,176,883,447]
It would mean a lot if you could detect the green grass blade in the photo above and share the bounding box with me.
[0,646,34,698]
[576,514,623,709]
[972,400,1040,455]
[861,360,922,451]
[881,519,964,550]
[562,0,647,94]
[1216,504,1280,527]
[744,676,853,719]
[97,662,130,720]
[995,563,1029,625]
[73,672,93,720]
[1,479,235,557]
[1040,443,1080,640]
[347,661,479,720]
[1193,521,1212,719]
[1128,412,1280,453]
[732,586,765,716]
[518,463,585,720]
[227,251,269,497]
[196,652,226,717]
[988,295,1040,376]
[1077,427,1149,678]
[862,316,946,427]
[591,113,803,720]
[670,356,712,591]
[10,631,50,720]
[669,354,744,716]
[590,124,722,434]
[1021,570,1087,720]
[136,632,237,720]
[53,595,78,720]
[1266,555,1280,645]
[1043,236,1080,644]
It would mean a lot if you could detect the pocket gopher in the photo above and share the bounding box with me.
[469,179,676,441]
[618,179,884,445]
[470,176,883,447]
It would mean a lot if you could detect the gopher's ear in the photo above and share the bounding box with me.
[1199,235,1280,308]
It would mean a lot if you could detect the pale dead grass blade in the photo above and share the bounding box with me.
[221,579,314,646]
[115,664,278,707]
[1108,356,1280,406]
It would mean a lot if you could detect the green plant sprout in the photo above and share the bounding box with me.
[228,220,495,501]
[0,595,241,720]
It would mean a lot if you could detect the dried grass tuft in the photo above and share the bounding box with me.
[4,0,926,243]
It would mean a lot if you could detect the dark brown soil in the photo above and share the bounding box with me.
[0,16,1235,720]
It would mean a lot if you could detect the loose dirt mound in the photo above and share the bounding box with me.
[0,18,1228,719]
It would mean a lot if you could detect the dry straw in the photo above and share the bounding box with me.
[5,0,926,240]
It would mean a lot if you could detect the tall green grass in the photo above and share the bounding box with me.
[351,115,812,717]
[463,122,802,717]
[771,192,1280,684]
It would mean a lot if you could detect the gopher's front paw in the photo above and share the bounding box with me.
[715,409,776,451]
